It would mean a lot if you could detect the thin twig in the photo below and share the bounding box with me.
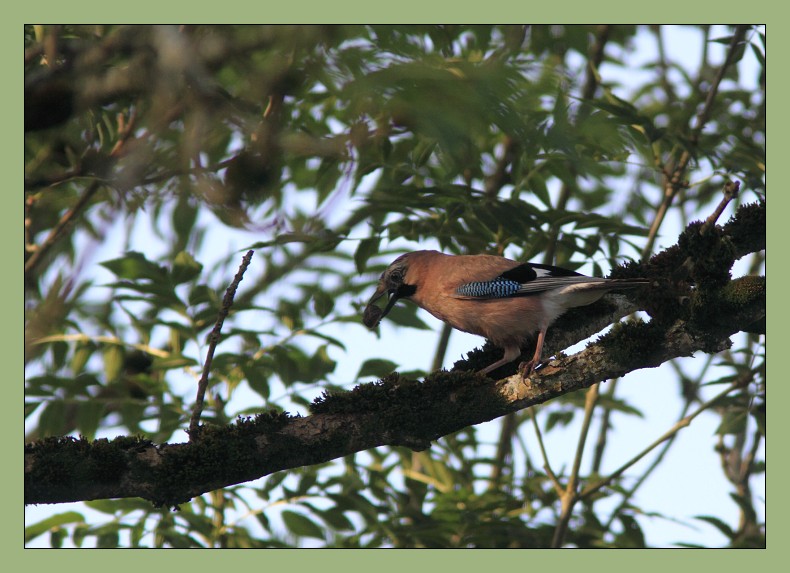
[25,109,139,279]
[484,136,519,197]
[590,378,618,474]
[602,357,710,531]
[109,107,139,158]
[189,250,254,438]
[580,383,737,501]
[701,180,740,235]
[689,26,750,144]
[24,180,102,278]
[551,383,599,548]
[740,427,762,484]
[734,427,763,539]
[489,407,517,486]
[581,24,611,101]
[652,26,677,105]
[642,25,749,258]
[530,408,563,496]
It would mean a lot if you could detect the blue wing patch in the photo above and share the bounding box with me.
[456,277,521,298]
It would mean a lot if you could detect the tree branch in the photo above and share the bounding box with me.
[188,250,254,437]
[24,203,765,507]
[24,270,764,506]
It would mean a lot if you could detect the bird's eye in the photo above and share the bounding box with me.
[388,268,404,284]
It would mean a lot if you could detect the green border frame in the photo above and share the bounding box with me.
[12,7,776,569]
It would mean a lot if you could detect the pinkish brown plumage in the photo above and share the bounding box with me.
[364,250,647,377]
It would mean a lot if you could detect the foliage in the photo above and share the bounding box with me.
[25,25,765,548]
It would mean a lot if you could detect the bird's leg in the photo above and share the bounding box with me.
[518,328,547,378]
[480,344,522,376]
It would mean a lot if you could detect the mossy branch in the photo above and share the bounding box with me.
[25,203,764,507]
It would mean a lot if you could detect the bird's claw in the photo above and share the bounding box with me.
[517,360,537,379]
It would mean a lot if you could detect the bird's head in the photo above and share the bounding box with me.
[362,252,422,328]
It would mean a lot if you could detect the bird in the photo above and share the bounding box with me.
[363,250,648,377]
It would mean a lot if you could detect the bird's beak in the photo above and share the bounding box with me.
[363,282,400,328]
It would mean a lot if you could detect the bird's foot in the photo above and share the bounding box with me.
[517,360,537,379]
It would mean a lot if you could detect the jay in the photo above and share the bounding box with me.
[363,250,647,376]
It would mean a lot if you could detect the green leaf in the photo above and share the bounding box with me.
[312,289,335,318]
[307,505,354,531]
[710,35,735,45]
[695,515,735,539]
[51,340,68,370]
[304,329,347,351]
[50,528,65,548]
[594,395,644,418]
[171,251,203,284]
[188,284,216,307]
[270,346,303,385]
[356,358,398,379]
[72,524,89,548]
[70,342,95,375]
[158,530,197,548]
[307,344,337,382]
[75,400,105,440]
[281,510,326,540]
[354,237,381,274]
[380,303,431,330]
[37,400,69,437]
[614,514,646,548]
[101,251,168,282]
[24,401,41,418]
[151,354,199,371]
[172,192,199,251]
[544,410,574,432]
[243,364,271,400]
[103,345,124,383]
[752,403,766,436]
[106,279,184,309]
[84,499,126,515]
[25,512,86,543]
[750,41,765,67]
[715,408,748,435]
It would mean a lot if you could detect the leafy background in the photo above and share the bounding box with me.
[24,24,765,548]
